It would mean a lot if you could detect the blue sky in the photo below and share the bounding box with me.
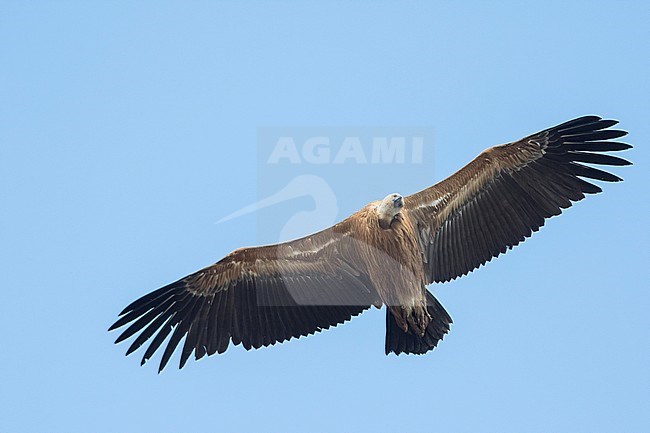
[1,2,648,432]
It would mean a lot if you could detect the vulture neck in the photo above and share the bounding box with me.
[377,209,400,230]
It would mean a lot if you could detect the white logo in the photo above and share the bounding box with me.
[218,175,338,243]
[267,136,424,164]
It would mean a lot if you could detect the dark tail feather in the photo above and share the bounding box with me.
[385,290,452,355]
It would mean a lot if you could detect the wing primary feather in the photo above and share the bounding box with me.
[217,286,234,354]
[553,116,602,131]
[575,178,602,194]
[173,297,205,370]
[213,284,232,353]
[179,319,201,369]
[205,289,224,356]
[557,119,618,134]
[565,162,624,182]
[140,315,175,366]
[187,295,215,361]
[114,295,176,344]
[230,280,244,347]
[110,304,156,332]
[249,277,265,349]
[193,296,214,357]
[562,129,627,142]
[529,161,584,203]
[239,277,254,350]
[563,141,632,152]
[124,300,180,356]
[551,152,631,166]
[257,278,274,347]
[118,283,178,316]
[158,296,202,372]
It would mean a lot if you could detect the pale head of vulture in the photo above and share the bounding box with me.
[377,193,404,229]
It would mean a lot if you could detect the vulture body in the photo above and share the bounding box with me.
[110,116,631,372]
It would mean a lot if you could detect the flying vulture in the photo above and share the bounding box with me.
[110,116,631,371]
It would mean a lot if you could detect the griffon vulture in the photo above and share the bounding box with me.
[110,116,631,371]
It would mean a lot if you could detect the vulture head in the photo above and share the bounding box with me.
[377,193,404,229]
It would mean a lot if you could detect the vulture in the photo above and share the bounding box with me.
[110,115,632,372]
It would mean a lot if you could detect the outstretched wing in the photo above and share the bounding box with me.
[109,220,381,371]
[406,116,631,284]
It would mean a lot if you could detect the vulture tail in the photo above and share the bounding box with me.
[385,290,452,355]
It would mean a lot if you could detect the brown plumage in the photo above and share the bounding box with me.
[110,115,631,371]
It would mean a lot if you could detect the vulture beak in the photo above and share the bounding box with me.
[393,196,403,208]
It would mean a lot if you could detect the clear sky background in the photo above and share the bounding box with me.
[1,2,648,432]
